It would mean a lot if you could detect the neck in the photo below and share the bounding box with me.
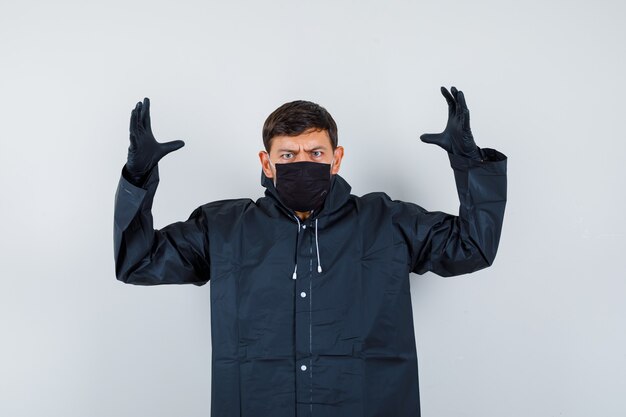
[295,210,312,221]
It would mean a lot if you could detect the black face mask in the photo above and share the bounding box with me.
[273,161,333,212]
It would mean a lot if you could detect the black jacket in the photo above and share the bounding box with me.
[113,148,507,417]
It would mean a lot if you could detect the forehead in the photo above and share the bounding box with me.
[269,128,332,152]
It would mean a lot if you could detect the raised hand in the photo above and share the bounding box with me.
[125,97,185,185]
[420,86,483,161]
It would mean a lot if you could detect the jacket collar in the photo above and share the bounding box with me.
[260,170,352,220]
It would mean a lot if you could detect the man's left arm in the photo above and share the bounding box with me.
[408,86,508,276]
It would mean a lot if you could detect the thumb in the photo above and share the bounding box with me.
[159,140,186,158]
[420,133,440,144]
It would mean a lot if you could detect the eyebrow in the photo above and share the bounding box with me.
[276,146,328,153]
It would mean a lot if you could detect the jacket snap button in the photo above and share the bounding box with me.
[301,365,307,371]
[300,291,306,298]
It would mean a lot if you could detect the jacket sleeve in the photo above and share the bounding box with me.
[113,164,210,286]
[405,147,507,277]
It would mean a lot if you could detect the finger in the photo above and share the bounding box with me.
[130,105,139,133]
[457,89,469,116]
[136,101,143,129]
[449,86,461,115]
[457,91,471,130]
[457,90,469,112]
[440,86,454,107]
[453,88,462,115]
[440,86,455,117]
[141,97,150,129]
[136,100,144,127]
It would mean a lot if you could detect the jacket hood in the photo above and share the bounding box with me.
[260,169,352,220]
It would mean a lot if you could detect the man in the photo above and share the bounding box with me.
[114,87,507,417]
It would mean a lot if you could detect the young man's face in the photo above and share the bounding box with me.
[259,128,344,179]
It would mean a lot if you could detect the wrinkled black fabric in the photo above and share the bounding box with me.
[275,161,332,212]
[113,148,507,417]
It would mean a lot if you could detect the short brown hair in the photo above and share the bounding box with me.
[262,100,338,152]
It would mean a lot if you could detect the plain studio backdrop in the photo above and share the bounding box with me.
[1,0,624,416]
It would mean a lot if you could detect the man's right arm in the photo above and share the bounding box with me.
[113,163,210,286]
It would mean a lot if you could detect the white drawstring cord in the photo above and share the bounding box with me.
[293,215,322,277]
[292,215,301,279]
[315,218,322,273]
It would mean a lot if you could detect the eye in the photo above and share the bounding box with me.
[281,153,294,160]
[312,151,323,158]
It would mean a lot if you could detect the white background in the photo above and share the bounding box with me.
[1,0,625,416]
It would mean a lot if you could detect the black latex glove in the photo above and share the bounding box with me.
[124,97,185,185]
[420,86,483,161]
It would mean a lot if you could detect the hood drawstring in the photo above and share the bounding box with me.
[315,218,322,273]
[292,216,301,279]
[292,216,323,279]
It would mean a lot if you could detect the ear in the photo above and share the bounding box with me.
[331,146,344,175]
[259,150,274,178]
